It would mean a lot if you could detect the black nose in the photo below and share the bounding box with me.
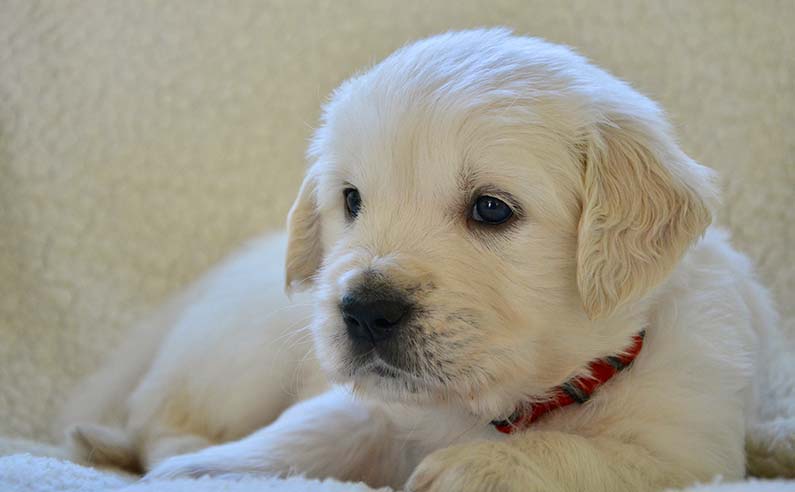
[341,295,409,344]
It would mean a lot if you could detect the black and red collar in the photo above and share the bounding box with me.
[491,331,646,434]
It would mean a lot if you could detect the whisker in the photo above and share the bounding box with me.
[269,319,315,347]
[284,344,319,398]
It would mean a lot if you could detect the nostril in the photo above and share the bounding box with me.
[374,313,402,327]
[343,313,371,342]
[378,303,406,325]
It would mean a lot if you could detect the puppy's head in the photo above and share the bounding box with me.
[286,29,717,417]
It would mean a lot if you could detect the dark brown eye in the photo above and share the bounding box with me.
[471,195,513,225]
[344,188,362,219]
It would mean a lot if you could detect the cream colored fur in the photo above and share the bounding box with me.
[61,30,782,492]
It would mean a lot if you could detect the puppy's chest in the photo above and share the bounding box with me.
[388,405,504,453]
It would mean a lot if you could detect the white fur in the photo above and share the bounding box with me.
[61,29,781,492]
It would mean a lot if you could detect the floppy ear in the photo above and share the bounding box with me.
[577,115,718,319]
[285,166,323,291]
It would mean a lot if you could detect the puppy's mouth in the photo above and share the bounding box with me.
[341,340,443,397]
[348,351,442,400]
[365,358,403,379]
[343,335,473,405]
[352,348,415,380]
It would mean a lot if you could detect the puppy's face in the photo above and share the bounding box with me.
[286,30,716,417]
[306,86,583,413]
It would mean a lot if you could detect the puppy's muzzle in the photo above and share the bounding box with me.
[341,294,410,346]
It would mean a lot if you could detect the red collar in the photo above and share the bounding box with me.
[492,331,646,434]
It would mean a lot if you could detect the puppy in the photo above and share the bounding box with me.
[62,29,779,492]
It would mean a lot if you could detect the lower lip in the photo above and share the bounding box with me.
[371,364,400,378]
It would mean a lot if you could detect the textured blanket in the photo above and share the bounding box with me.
[1,1,793,491]
[1,453,794,492]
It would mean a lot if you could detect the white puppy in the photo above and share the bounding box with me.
[62,29,779,492]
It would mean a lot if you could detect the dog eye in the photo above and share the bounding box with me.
[471,195,513,225]
[344,188,362,219]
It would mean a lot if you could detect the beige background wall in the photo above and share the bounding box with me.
[1,0,793,442]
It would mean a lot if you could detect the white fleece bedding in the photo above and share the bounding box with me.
[1,1,793,491]
[1,453,794,492]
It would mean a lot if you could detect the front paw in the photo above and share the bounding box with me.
[143,448,267,481]
[406,442,560,492]
[145,451,245,480]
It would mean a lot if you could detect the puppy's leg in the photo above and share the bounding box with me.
[65,234,326,472]
[406,432,715,492]
[61,290,195,471]
[146,387,408,488]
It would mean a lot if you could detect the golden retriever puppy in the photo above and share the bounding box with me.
[62,29,779,492]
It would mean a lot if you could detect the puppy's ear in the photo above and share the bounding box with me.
[285,166,323,292]
[578,115,718,319]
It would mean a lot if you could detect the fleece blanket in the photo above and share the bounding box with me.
[1,453,794,492]
[1,1,793,491]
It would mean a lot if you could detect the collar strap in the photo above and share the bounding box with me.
[492,330,645,434]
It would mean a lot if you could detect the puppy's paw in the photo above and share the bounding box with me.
[406,441,561,492]
[67,423,137,470]
[145,453,215,480]
[145,452,246,480]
